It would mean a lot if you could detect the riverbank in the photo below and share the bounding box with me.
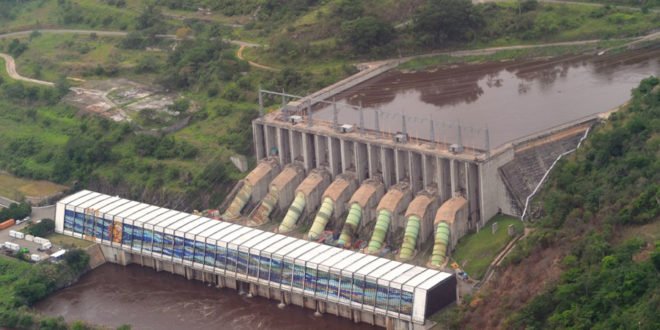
[0,250,91,329]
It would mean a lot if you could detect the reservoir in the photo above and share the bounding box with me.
[35,264,377,330]
[314,47,660,148]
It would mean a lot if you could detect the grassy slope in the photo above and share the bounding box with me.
[453,215,524,280]
[0,172,67,200]
[4,34,168,83]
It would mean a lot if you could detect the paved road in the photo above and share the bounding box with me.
[0,53,55,86]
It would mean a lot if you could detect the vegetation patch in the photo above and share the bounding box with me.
[0,172,67,201]
[453,215,524,280]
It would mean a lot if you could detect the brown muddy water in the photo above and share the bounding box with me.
[35,264,377,330]
[314,47,660,148]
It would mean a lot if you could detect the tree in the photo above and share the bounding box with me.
[136,3,164,31]
[55,75,70,97]
[412,0,484,47]
[26,219,55,237]
[340,16,395,53]
[175,27,192,40]
[63,249,90,273]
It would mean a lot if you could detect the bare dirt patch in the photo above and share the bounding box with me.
[63,78,187,128]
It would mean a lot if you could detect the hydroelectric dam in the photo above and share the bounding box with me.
[54,48,659,329]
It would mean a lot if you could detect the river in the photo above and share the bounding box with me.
[314,47,660,149]
[35,264,377,330]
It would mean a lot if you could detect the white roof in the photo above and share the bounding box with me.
[319,250,355,269]
[153,212,189,230]
[114,202,149,219]
[197,222,233,240]
[107,201,141,218]
[390,266,430,285]
[270,239,307,257]
[228,229,263,247]
[252,234,289,252]
[218,226,253,244]
[96,199,132,215]
[343,254,380,275]
[136,208,171,226]
[240,231,277,250]
[186,220,221,237]
[307,247,341,265]
[76,194,112,210]
[418,272,452,290]
[291,244,328,263]
[58,190,453,293]
[59,190,93,205]
[83,196,121,212]
[261,236,298,255]
[144,210,181,226]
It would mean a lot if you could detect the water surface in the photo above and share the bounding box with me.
[314,47,660,148]
[35,264,376,330]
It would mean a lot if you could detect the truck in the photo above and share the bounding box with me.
[4,242,20,251]
[9,230,24,239]
[39,241,52,251]
[0,219,15,230]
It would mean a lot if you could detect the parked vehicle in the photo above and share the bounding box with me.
[9,230,24,239]
[4,242,19,251]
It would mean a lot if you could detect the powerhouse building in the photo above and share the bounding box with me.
[55,190,456,326]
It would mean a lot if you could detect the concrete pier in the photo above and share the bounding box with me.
[222,158,281,220]
[278,168,332,233]
[399,190,439,261]
[248,164,305,226]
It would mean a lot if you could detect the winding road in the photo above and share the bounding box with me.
[0,53,54,86]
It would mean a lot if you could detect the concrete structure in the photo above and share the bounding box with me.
[399,191,439,262]
[307,173,358,241]
[222,158,280,220]
[56,190,457,329]
[248,164,305,227]
[278,168,331,233]
[367,183,412,255]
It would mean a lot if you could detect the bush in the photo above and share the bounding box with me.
[26,219,55,237]
[0,202,31,222]
[340,16,395,53]
[63,249,90,274]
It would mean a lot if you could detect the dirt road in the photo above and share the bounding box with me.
[237,45,278,71]
[0,53,54,86]
[0,29,260,47]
